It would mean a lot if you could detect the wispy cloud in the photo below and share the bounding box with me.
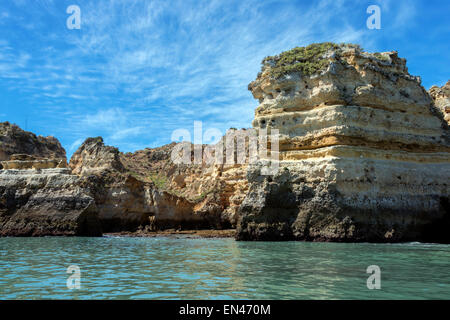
[69,138,84,152]
[66,107,148,149]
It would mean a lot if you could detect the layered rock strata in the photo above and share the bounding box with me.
[0,123,248,236]
[237,43,450,242]
[0,168,101,236]
[2,43,449,242]
[1,154,67,170]
[69,135,248,232]
[120,132,249,227]
[68,137,152,231]
[0,123,101,236]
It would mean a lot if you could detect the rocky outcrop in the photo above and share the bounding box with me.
[2,44,449,242]
[69,135,248,232]
[1,126,248,236]
[120,133,249,227]
[237,43,450,242]
[0,123,101,236]
[429,80,450,125]
[0,122,66,162]
[70,137,125,175]
[0,168,101,236]
[69,137,150,231]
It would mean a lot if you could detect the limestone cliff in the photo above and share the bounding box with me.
[69,135,248,232]
[2,43,449,242]
[120,133,248,227]
[429,80,450,125]
[237,43,450,242]
[0,122,101,236]
[68,137,152,231]
[0,168,101,236]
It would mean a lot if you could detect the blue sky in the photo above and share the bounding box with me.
[0,0,449,157]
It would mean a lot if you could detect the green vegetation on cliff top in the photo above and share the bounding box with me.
[262,42,361,78]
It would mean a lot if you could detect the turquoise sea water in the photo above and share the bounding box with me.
[0,237,449,299]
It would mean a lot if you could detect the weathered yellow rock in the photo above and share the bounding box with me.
[1,159,67,170]
[429,80,450,125]
[69,136,248,231]
[237,43,450,242]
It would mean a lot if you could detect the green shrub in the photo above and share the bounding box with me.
[373,52,390,61]
[263,42,361,78]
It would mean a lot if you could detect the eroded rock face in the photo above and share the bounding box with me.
[1,156,67,170]
[237,43,450,242]
[69,134,249,232]
[0,124,101,236]
[120,135,249,228]
[0,168,101,236]
[429,80,450,125]
[4,44,448,241]
[69,138,151,232]
[70,137,125,175]
[0,122,66,162]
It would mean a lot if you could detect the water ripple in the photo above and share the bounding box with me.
[0,237,449,299]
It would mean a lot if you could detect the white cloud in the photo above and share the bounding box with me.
[69,138,84,152]
[110,126,145,141]
[82,108,126,127]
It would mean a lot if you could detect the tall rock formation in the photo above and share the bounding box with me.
[69,137,160,231]
[70,137,126,175]
[0,122,101,236]
[2,43,449,242]
[236,43,450,242]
